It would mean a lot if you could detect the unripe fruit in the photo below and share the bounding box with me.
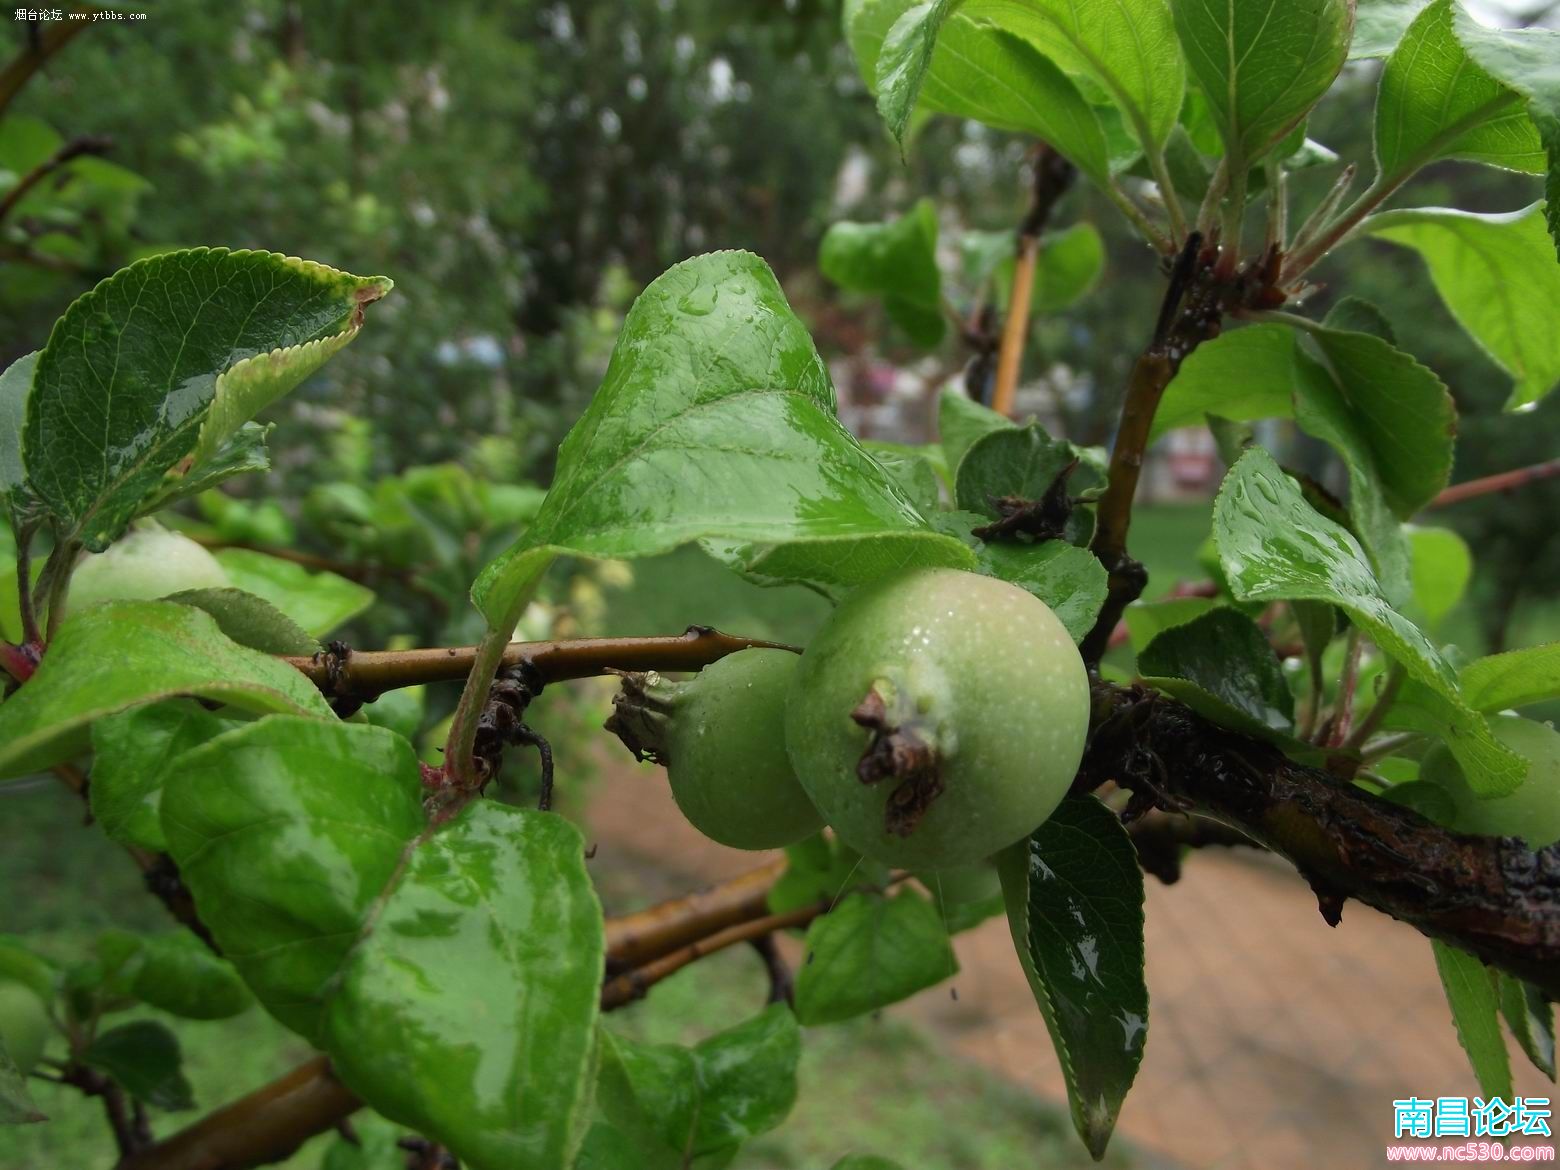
[68,527,230,615]
[0,982,50,1075]
[1421,714,1560,849]
[786,568,1090,869]
[607,649,823,850]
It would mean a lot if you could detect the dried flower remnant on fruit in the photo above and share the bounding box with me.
[851,684,944,837]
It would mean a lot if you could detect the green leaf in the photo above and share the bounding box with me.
[1138,607,1295,737]
[601,1006,800,1157]
[472,252,971,633]
[90,699,234,852]
[1173,0,1352,168]
[164,587,321,655]
[213,549,373,638]
[819,200,944,347]
[997,794,1147,1160]
[875,0,964,148]
[162,717,603,1170]
[1375,0,1543,184]
[85,1021,195,1111]
[977,223,1106,314]
[319,1112,405,1170]
[1324,295,1397,343]
[140,423,272,515]
[1152,325,1300,439]
[768,834,889,915]
[1431,941,1513,1100]
[0,937,56,1004]
[937,388,1012,475]
[1459,643,1560,712]
[1366,204,1560,409]
[1499,975,1556,1081]
[954,421,1103,546]
[968,0,1186,151]
[1123,596,1218,651]
[978,542,1107,644]
[0,600,330,780]
[793,891,956,1025]
[1213,449,1523,794]
[1156,321,1451,596]
[832,1158,906,1170]
[1451,9,1560,259]
[126,932,252,1021]
[0,352,37,522]
[21,249,390,551]
[1352,0,1433,59]
[853,0,1112,182]
[864,443,943,514]
[1404,525,1471,632]
[0,1037,44,1125]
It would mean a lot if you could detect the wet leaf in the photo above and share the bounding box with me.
[794,891,956,1025]
[85,1021,195,1111]
[1213,449,1521,794]
[90,699,235,852]
[21,249,389,551]
[937,388,1012,476]
[1499,975,1556,1081]
[820,200,944,347]
[213,549,373,638]
[997,794,1147,1160]
[162,717,603,1170]
[1138,607,1296,738]
[163,586,321,655]
[1459,643,1560,713]
[0,600,330,781]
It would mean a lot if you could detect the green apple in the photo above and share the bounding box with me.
[67,526,230,615]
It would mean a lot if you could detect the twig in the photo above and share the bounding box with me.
[59,1063,140,1158]
[284,627,796,705]
[604,856,786,974]
[750,934,795,1006]
[1431,460,1560,508]
[1342,663,1405,753]
[990,144,1076,417]
[1325,628,1364,747]
[0,133,111,226]
[0,11,95,116]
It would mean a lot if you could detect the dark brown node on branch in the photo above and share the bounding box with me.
[141,855,217,951]
[314,640,365,718]
[972,457,1081,544]
[469,662,550,802]
[851,686,944,838]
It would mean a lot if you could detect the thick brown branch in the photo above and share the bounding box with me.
[604,855,785,973]
[284,627,796,704]
[1083,681,1560,996]
[1431,459,1560,508]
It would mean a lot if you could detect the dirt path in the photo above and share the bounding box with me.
[586,763,1555,1170]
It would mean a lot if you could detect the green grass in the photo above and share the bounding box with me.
[0,778,1136,1170]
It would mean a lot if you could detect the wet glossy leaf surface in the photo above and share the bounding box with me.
[473,251,970,629]
[978,541,1107,644]
[600,1005,800,1157]
[793,891,956,1025]
[1213,449,1521,794]
[1138,607,1295,738]
[1367,204,1560,408]
[0,600,330,780]
[998,794,1147,1160]
[22,249,389,550]
[89,699,235,852]
[162,717,604,1170]
[954,421,1103,546]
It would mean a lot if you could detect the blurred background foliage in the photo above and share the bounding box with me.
[1,0,1556,656]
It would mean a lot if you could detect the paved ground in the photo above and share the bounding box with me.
[586,762,1556,1170]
